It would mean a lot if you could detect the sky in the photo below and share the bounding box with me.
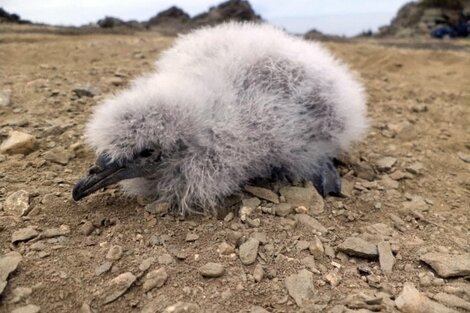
[1,0,411,36]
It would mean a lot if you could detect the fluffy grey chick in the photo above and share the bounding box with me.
[73,22,367,215]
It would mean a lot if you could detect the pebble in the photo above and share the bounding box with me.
[158,254,174,265]
[273,203,293,217]
[4,190,31,216]
[198,262,225,278]
[0,131,36,155]
[8,286,33,303]
[324,271,341,287]
[420,252,470,278]
[406,162,424,175]
[242,197,261,209]
[376,157,397,172]
[143,268,168,291]
[250,306,270,313]
[239,238,260,265]
[79,221,95,236]
[295,214,327,234]
[0,89,11,106]
[301,256,319,273]
[139,257,156,272]
[457,152,470,163]
[100,272,136,304]
[95,261,113,276]
[10,304,41,313]
[0,252,22,295]
[108,77,125,86]
[43,147,71,165]
[218,242,235,255]
[395,282,458,313]
[285,269,315,307]
[279,185,324,213]
[378,241,395,274]
[12,227,39,243]
[434,292,470,311]
[39,225,71,239]
[73,86,96,98]
[253,264,264,282]
[309,236,324,259]
[244,185,279,203]
[162,302,200,313]
[106,245,123,261]
[337,237,378,259]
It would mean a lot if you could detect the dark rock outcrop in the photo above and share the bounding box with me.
[146,6,190,26]
[0,7,30,24]
[192,0,262,26]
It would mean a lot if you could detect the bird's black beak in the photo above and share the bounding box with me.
[72,153,142,201]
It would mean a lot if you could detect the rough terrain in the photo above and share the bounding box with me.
[0,24,469,313]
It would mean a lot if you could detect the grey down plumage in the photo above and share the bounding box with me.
[78,22,367,214]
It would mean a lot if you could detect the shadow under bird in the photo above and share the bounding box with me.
[73,22,367,214]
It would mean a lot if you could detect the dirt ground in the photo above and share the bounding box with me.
[0,24,469,313]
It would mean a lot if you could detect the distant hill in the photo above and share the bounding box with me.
[0,7,30,24]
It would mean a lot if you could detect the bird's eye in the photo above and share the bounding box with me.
[139,149,154,158]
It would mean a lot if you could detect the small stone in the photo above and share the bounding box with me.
[239,238,260,265]
[12,227,39,243]
[10,304,40,313]
[420,252,470,278]
[106,245,123,261]
[40,225,71,238]
[79,221,94,236]
[395,282,458,313]
[73,87,96,98]
[252,232,268,245]
[139,257,156,272]
[295,214,327,234]
[95,261,113,276]
[419,272,434,287]
[0,252,22,295]
[285,269,315,307]
[0,131,36,155]
[378,241,395,274]
[162,302,200,313]
[43,147,71,165]
[294,206,309,214]
[80,302,92,313]
[100,272,136,304]
[8,286,33,304]
[239,206,253,221]
[337,237,378,259]
[279,185,324,213]
[199,262,225,278]
[244,185,279,203]
[218,242,235,255]
[242,197,261,209]
[224,212,234,222]
[376,157,397,172]
[325,271,341,287]
[253,264,264,282]
[434,292,470,311]
[273,203,293,217]
[143,268,168,291]
[185,233,199,242]
[411,103,428,113]
[296,240,310,251]
[158,254,174,265]
[406,162,424,175]
[144,202,169,215]
[4,190,31,216]
[108,77,125,86]
[309,236,324,259]
[301,256,319,273]
[0,89,11,107]
[250,306,270,313]
[457,152,470,163]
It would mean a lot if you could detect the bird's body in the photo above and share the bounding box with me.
[74,22,367,214]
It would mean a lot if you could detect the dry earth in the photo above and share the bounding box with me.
[0,24,469,313]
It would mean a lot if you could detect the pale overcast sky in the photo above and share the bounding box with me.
[1,0,411,36]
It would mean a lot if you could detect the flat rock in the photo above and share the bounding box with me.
[239,238,260,265]
[378,241,395,273]
[309,236,324,259]
[158,254,174,265]
[198,262,225,278]
[4,190,31,216]
[420,252,470,278]
[143,268,168,291]
[0,131,36,155]
[100,272,136,304]
[295,214,327,234]
[95,261,113,276]
[244,185,279,203]
[10,304,41,313]
[337,237,378,259]
[434,292,470,311]
[43,147,71,165]
[0,89,11,106]
[106,245,123,261]
[39,225,70,239]
[273,203,293,217]
[395,282,458,313]
[279,185,324,213]
[185,233,199,242]
[285,269,315,307]
[376,157,397,172]
[11,227,39,243]
[0,252,22,295]
[162,302,200,313]
[8,286,33,304]
[242,197,261,209]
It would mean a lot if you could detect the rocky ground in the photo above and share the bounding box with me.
[0,24,469,313]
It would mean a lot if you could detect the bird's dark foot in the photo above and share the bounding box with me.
[311,158,342,197]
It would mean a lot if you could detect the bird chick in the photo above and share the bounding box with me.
[73,22,367,215]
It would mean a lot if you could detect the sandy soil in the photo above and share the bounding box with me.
[0,25,469,313]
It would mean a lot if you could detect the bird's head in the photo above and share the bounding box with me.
[72,85,191,201]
